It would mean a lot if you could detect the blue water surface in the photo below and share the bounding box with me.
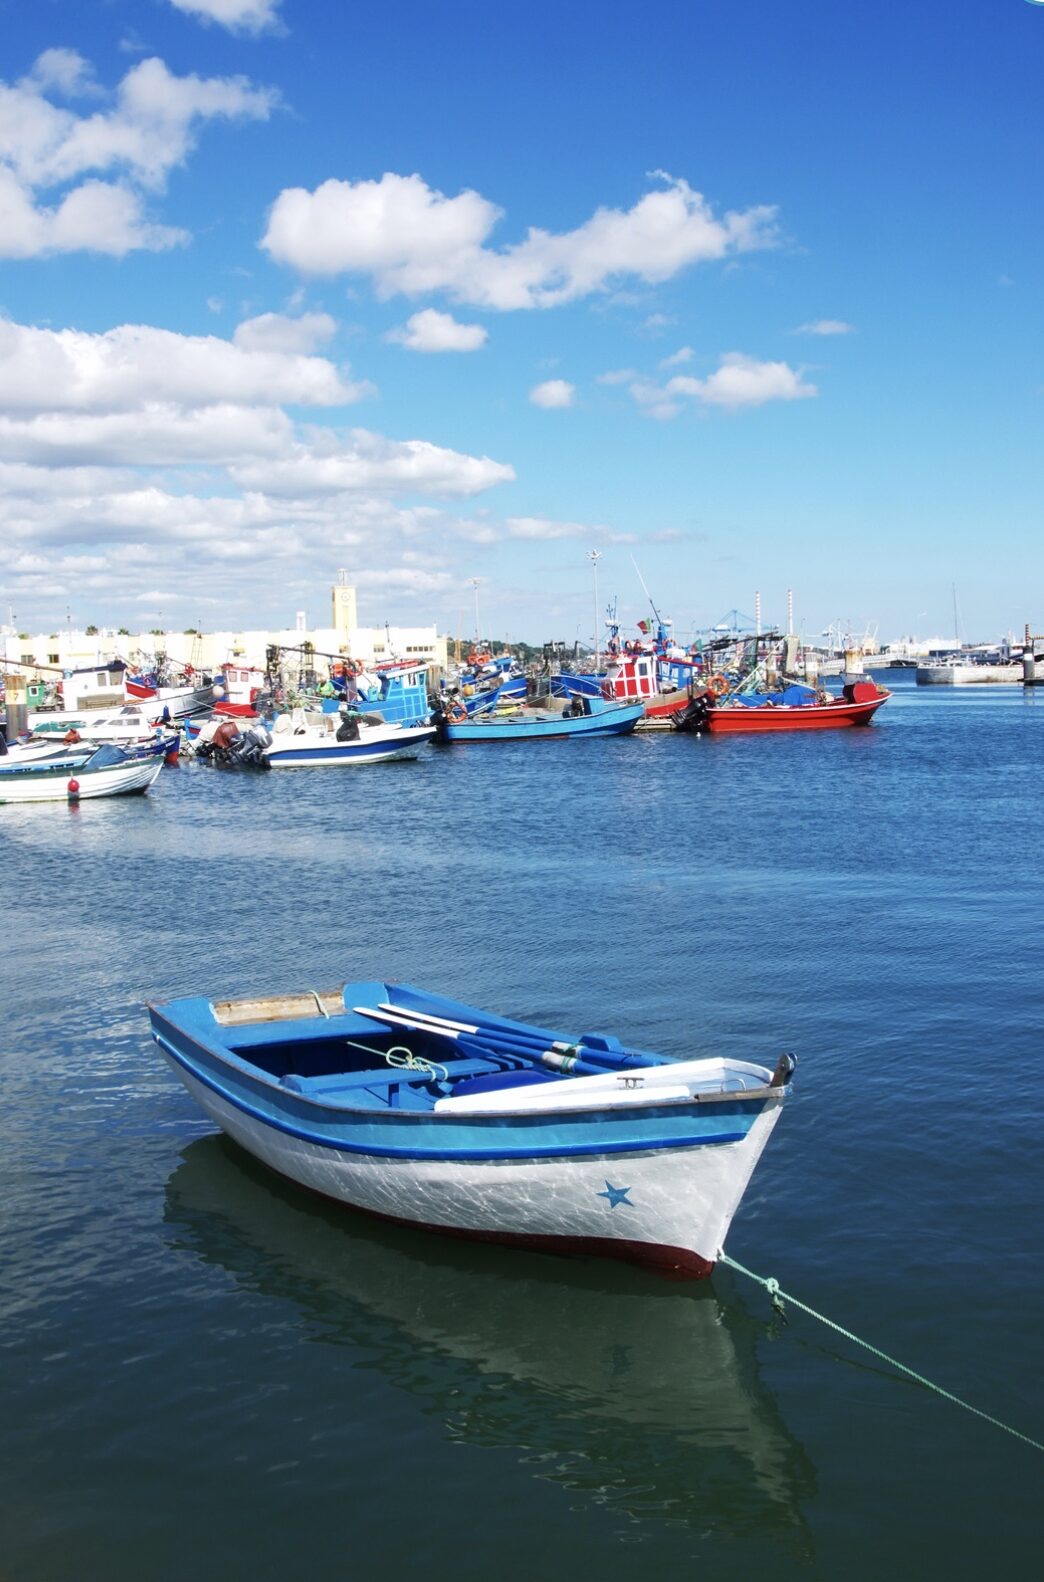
[1,673,1041,1580]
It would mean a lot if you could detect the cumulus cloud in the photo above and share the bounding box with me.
[169,0,284,34]
[794,319,853,336]
[597,368,636,386]
[0,318,362,414]
[530,379,575,409]
[233,311,337,355]
[27,48,101,97]
[0,308,516,626]
[0,51,278,257]
[660,345,693,368]
[262,171,779,309]
[228,428,514,497]
[506,516,586,540]
[629,353,816,419]
[386,308,488,353]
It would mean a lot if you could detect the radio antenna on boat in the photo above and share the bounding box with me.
[630,556,664,633]
[588,550,603,670]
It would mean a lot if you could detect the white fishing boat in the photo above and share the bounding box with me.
[263,707,435,767]
[915,657,1022,685]
[0,744,165,804]
[29,702,170,741]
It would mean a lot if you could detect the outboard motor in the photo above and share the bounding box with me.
[227,725,272,768]
[671,694,711,733]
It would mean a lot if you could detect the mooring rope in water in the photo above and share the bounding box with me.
[718,1250,1044,1454]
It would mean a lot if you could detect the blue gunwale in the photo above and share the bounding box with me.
[155,1030,750,1160]
[149,980,777,1163]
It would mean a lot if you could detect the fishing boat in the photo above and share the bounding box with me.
[303,658,435,726]
[125,667,216,717]
[914,655,1022,685]
[437,695,644,742]
[0,743,165,803]
[30,701,175,742]
[211,663,270,718]
[264,708,435,766]
[676,679,890,734]
[147,978,795,1278]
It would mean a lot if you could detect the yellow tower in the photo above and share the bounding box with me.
[331,571,358,644]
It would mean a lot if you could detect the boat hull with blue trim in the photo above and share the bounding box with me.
[438,696,645,743]
[148,980,794,1277]
[263,710,435,766]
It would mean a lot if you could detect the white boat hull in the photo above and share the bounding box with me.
[0,755,163,803]
[264,717,434,767]
[169,1062,783,1275]
[915,664,1023,685]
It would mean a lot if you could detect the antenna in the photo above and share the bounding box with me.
[630,556,662,628]
[588,550,603,671]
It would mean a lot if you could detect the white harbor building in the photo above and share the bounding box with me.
[2,573,450,681]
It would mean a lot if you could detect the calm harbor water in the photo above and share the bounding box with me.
[2,673,1042,1580]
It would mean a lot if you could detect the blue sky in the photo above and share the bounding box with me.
[1,0,1041,646]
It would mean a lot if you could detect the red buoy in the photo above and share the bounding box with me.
[67,778,80,798]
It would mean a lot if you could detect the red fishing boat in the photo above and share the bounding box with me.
[677,679,890,734]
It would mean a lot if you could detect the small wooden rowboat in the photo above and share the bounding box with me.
[148,979,795,1278]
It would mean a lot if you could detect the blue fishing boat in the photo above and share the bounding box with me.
[321,660,433,726]
[437,695,644,742]
[148,979,794,1277]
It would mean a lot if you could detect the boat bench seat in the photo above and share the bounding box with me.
[281,1055,502,1099]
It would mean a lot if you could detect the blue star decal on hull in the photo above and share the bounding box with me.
[597,1181,633,1209]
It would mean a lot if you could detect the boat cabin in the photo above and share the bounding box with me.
[357,662,432,726]
[59,661,129,713]
[216,664,266,713]
[601,651,660,702]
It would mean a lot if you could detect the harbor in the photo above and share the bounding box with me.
[2,671,1043,1579]
[4,0,1044,1576]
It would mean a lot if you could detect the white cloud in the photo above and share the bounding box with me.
[0,310,517,628]
[0,53,277,257]
[670,354,816,409]
[0,404,295,467]
[660,345,693,368]
[597,368,636,386]
[794,319,853,336]
[0,319,360,414]
[169,0,284,34]
[630,353,816,417]
[228,428,514,497]
[506,516,586,540]
[386,307,488,353]
[263,171,779,310]
[233,311,337,355]
[530,379,575,409]
[27,49,100,98]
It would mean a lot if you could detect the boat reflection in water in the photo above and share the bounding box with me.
[165,1137,815,1547]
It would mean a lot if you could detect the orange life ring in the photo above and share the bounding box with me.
[707,674,728,698]
[448,702,468,722]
